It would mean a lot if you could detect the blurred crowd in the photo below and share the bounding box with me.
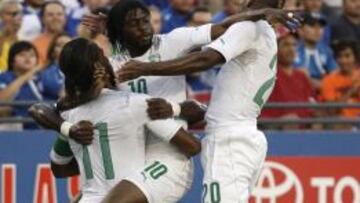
[0,0,359,130]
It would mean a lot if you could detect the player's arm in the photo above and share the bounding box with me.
[147,98,206,125]
[118,22,255,80]
[146,120,201,157]
[211,9,301,40]
[28,103,94,145]
[50,137,80,178]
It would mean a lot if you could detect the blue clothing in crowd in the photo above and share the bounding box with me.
[144,0,169,10]
[294,42,337,79]
[161,7,189,33]
[212,11,228,23]
[0,70,63,129]
[41,63,64,100]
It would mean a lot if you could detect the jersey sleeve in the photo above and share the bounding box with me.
[164,23,212,56]
[0,73,10,90]
[129,94,182,142]
[50,136,74,165]
[205,22,257,62]
[145,119,182,142]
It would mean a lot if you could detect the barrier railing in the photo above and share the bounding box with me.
[0,101,359,125]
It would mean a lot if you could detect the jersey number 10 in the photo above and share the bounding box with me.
[82,123,115,180]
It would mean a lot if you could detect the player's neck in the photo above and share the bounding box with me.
[124,44,151,58]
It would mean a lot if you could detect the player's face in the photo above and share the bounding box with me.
[123,8,154,48]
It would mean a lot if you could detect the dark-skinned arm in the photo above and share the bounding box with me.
[51,158,80,178]
[147,98,206,125]
[170,127,201,157]
[211,8,301,40]
[29,103,95,145]
[118,49,224,81]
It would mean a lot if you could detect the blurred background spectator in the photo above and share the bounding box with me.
[144,0,169,10]
[0,41,42,129]
[212,0,245,23]
[295,12,337,90]
[66,0,110,37]
[0,1,22,72]
[261,27,315,129]
[320,40,360,118]
[149,5,162,34]
[40,32,70,101]
[161,0,195,33]
[17,0,43,41]
[331,0,360,52]
[32,1,67,67]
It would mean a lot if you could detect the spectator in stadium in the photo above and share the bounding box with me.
[66,0,110,37]
[149,5,162,34]
[295,12,337,90]
[161,0,195,33]
[0,41,42,129]
[40,33,71,100]
[186,7,214,104]
[331,0,360,51]
[320,40,360,118]
[303,0,331,45]
[17,0,44,41]
[144,0,169,10]
[212,0,245,23]
[0,1,22,72]
[32,1,67,67]
[261,27,315,129]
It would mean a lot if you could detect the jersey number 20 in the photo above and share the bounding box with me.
[83,123,115,180]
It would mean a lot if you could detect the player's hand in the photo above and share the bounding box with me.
[147,98,174,120]
[117,60,146,83]
[81,13,107,34]
[69,121,94,145]
[264,9,303,32]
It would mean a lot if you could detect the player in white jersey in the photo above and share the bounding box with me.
[30,38,201,203]
[78,1,299,201]
[116,0,297,202]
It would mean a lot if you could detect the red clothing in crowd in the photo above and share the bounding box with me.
[261,66,314,118]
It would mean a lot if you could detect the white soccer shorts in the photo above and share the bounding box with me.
[201,127,268,203]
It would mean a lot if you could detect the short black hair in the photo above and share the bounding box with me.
[107,0,149,49]
[332,40,359,62]
[39,1,65,18]
[8,41,38,71]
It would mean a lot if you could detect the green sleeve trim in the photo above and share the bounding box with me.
[53,137,73,157]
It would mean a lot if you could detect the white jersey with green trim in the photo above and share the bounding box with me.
[62,89,182,199]
[204,20,278,131]
[109,24,212,157]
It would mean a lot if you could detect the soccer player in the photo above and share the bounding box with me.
[30,38,200,203]
[75,0,299,202]
[117,0,288,202]
[32,1,298,202]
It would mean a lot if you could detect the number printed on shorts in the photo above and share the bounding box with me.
[143,161,168,180]
[202,182,221,203]
[128,78,148,93]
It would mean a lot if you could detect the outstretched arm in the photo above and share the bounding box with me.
[211,8,300,40]
[118,49,224,81]
[29,103,95,145]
